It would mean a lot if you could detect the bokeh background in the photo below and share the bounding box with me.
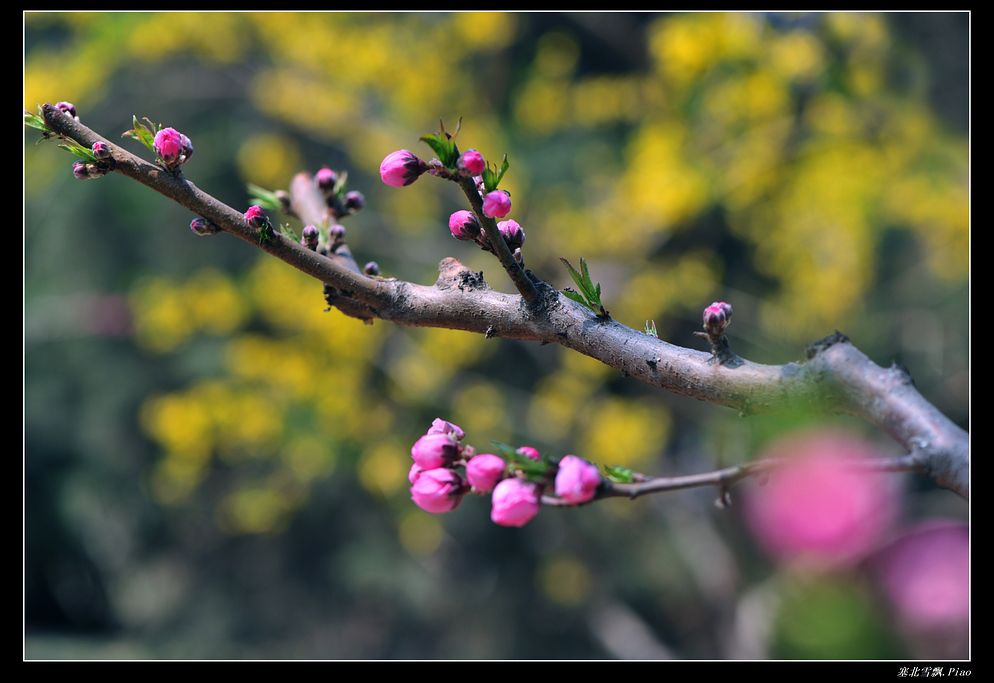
[24,12,969,659]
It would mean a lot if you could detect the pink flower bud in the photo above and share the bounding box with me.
[245,205,268,228]
[190,217,219,236]
[363,261,380,276]
[516,446,540,461]
[491,479,542,527]
[343,191,365,214]
[72,160,90,180]
[466,454,507,493]
[316,168,338,193]
[875,520,969,634]
[448,210,481,241]
[743,431,895,570]
[380,149,428,187]
[301,225,319,249]
[411,432,463,470]
[702,301,733,337]
[497,219,525,250]
[426,418,465,441]
[411,468,466,514]
[554,455,602,504]
[56,101,78,119]
[483,190,512,218]
[91,141,112,160]
[458,149,486,176]
[153,127,193,167]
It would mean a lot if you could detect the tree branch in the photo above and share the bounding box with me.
[39,104,969,499]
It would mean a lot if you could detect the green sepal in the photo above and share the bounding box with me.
[481,154,509,193]
[419,117,461,168]
[246,183,284,212]
[122,115,158,155]
[604,465,636,484]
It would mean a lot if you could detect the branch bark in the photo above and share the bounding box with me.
[39,103,969,499]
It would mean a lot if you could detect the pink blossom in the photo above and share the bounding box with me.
[516,446,540,461]
[153,127,193,167]
[466,454,506,493]
[411,468,466,514]
[491,478,542,527]
[743,431,895,570]
[483,190,511,218]
[380,150,428,187]
[875,520,969,632]
[411,432,462,470]
[703,301,732,337]
[498,219,525,250]
[448,210,481,241]
[458,149,486,176]
[245,205,268,228]
[316,168,337,192]
[426,418,465,441]
[554,455,601,504]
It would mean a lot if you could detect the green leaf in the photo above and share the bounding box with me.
[123,115,158,155]
[481,154,510,193]
[23,110,51,133]
[57,142,100,163]
[559,257,608,318]
[604,465,636,484]
[419,118,460,168]
[278,222,298,241]
[246,183,283,212]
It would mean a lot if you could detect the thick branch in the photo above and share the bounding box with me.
[39,105,969,499]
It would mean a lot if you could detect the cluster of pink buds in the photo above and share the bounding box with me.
[408,420,604,527]
[702,301,733,339]
[72,140,117,180]
[380,150,429,187]
[153,127,193,171]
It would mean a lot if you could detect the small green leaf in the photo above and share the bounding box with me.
[562,289,588,306]
[246,183,283,212]
[604,465,636,484]
[419,118,460,168]
[481,154,510,192]
[278,222,298,241]
[123,115,158,155]
[24,110,51,133]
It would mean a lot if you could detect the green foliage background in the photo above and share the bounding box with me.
[24,12,968,659]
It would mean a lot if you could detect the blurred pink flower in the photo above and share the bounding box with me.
[491,479,541,527]
[410,468,466,514]
[466,454,506,493]
[875,520,969,632]
[516,446,540,461]
[426,418,465,441]
[554,455,601,504]
[410,432,462,470]
[743,431,895,570]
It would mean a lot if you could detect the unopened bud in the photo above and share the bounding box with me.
[448,210,481,241]
[190,217,220,236]
[498,219,525,251]
[316,168,338,193]
[245,205,268,229]
[91,141,112,160]
[364,261,380,276]
[301,225,320,250]
[483,190,511,218]
[55,101,78,120]
[457,149,486,177]
[343,191,365,214]
[380,150,428,187]
[703,301,733,337]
